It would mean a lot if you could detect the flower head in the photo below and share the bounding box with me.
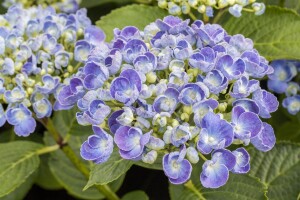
[60,16,278,188]
[0,5,105,134]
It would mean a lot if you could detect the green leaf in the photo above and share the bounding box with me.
[0,128,43,144]
[52,108,93,136]
[35,155,63,190]
[169,163,267,200]
[274,122,300,142]
[249,142,300,200]
[223,6,300,61]
[0,171,37,200]
[0,141,43,197]
[85,150,133,190]
[44,133,124,199]
[263,0,300,13]
[96,4,168,41]
[122,191,149,200]
[81,0,132,8]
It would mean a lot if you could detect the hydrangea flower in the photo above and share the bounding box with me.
[3,0,81,13]
[157,0,266,18]
[267,60,300,115]
[80,126,114,164]
[0,5,105,135]
[58,16,278,188]
[200,149,236,188]
[163,146,192,184]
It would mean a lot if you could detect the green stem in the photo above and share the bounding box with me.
[36,144,60,155]
[212,8,227,24]
[198,152,208,161]
[188,12,197,21]
[203,14,209,24]
[184,180,205,200]
[42,118,120,200]
[242,8,254,12]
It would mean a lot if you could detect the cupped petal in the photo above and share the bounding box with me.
[251,122,276,152]
[200,160,229,188]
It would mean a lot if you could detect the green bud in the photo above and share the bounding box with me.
[221,88,227,94]
[40,69,46,76]
[77,28,84,36]
[142,150,158,164]
[188,0,199,7]
[48,68,54,74]
[227,0,235,4]
[158,0,168,8]
[197,5,206,13]
[172,119,179,127]
[218,102,227,112]
[146,71,157,83]
[26,79,35,87]
[181,113,190,121]
[63,72,70,78]
[218,0,229,8]
[15,62,22,71]
[207,0,216,6]
[181,2,191,14]
[26,87,33,95]
[210,94,219,100]
[67,65,74,73]
[186,147,199,164]
[183,105,193,115]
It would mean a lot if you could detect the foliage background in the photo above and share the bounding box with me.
[0,0,300,199]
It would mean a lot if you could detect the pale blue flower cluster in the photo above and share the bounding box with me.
[267,60,300,115]
[157,0,265,18]
[58,16,278,188]
[3,0,81,13]
[0,5,105,136]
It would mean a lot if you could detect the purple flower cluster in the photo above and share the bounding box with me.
[267,60,300,115]
[0,5,105,136]
[58,16,278,188]
[3,0,80,13]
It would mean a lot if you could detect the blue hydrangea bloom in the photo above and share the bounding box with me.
[114,126,151,159]
[197,112,234,154]
[200,149,236,188]
[231,147,250,173]
[231,106,262,142]
[163,147,192,184]
[6,104,36,136]
[267,60,297,93]
[153,87,179,114]
[80,126,113,164]
[282,95,300,115]
[0,4,105,135]
[251,122,276,152]
[252,89,279,118]
[59,16,278,188]
[110,69,142,105]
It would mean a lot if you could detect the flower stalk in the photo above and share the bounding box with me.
[41,118,120,200]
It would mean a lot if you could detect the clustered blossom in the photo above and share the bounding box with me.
[157,0,265,18]
[3,0,81,13]
[0,5,105,136]
[267,60,300,115]
[58,16,278,188]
